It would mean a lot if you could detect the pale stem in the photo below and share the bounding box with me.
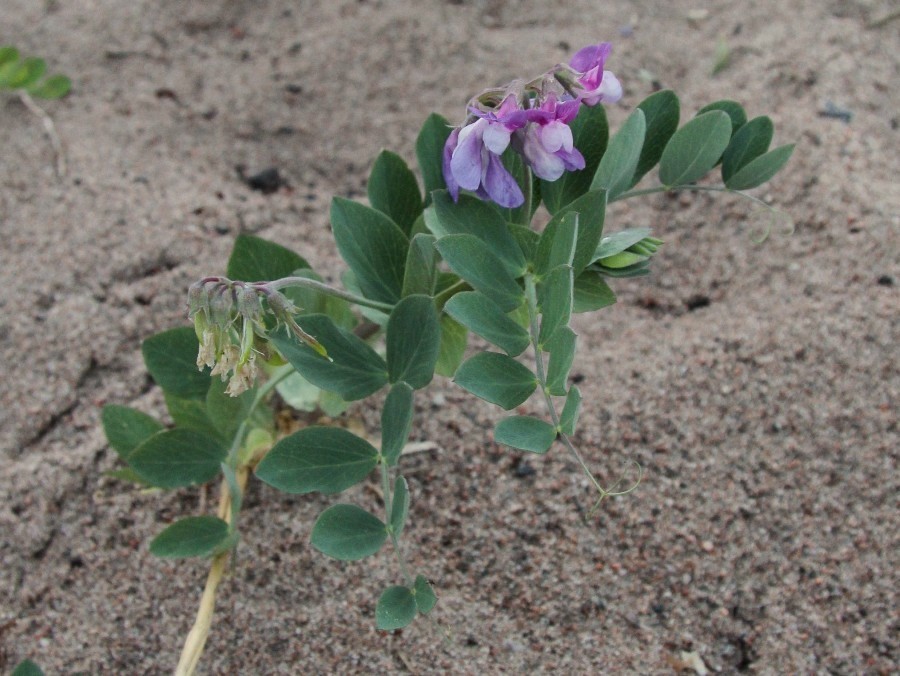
[18,90,66,178]
[174,366,289,675]
[174,466,249,676]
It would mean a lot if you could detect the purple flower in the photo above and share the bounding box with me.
[522,94,585,181]
[569,42,623,106]
[442,95,527,208]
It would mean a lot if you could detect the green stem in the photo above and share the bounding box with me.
[433,279,468,309]
[265,276,394,313]
[612,183,774,210]
[523,274,607,497]
[224,363,294,469]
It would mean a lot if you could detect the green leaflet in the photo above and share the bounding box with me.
[413,575,437,614]
[331,197,409,305]
[724,144,795,191]
[537,265,573,344]
[402,233,438,297]
[311,504,387,561]
[659,111,732,187]
[559,386,582,436]
[435,314,467,378]
[443,291,530,357]
[494,416,557,454]
[722,116,774,182]
[149,516,232,559]
[430,191,526,277]
[386,295,441,389]
[376,586,417,631]
[368,150,423,236]
[270,314,388,400]
[226,234,311,282]
[454,352,536,409]
[632,89,680,185]
[535,211,579,276]
[390,476,410,537]
[101,405,164,461]
[255,426,379,495]
[592,108,646,200]
[416,113,452,206]
[142,327,211,399]
[434,234,524,312]
[128,428,226,489]
[382,383,415,466]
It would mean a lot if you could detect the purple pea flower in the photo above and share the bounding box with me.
[442,94,527,208]
[569,42,623,106]
[521,94,585,182]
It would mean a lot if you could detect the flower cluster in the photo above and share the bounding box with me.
[188,278,327,395]
[442,42,622,208]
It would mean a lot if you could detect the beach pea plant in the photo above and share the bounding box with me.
[101,42,792,673]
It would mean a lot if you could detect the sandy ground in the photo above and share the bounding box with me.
[1,0,898,673]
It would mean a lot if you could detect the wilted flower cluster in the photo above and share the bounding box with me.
[188,278,326,395]
[443,42,622,208]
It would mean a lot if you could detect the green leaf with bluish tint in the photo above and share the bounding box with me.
[509,223,541,263]
[538,265,573,344]
[226,234,310,282]
[414,575,437,614]
[559,386,582,436]
[402,233,438,297]
[368,150,422,236]
[255,426,379,494]
[311,504,387,561]
[535,211,579,276]
[697,100,747,136]
[270,314,388,400]
[430,192,526,277]
[142,327,210,399]
[11,659,44,676]
[382,383,415,466]
[573,271,617,313]
[435,315,467,377]
[149,516,231,559]
[633,90,680,185]
[331,197,408,304]
[722,116,774,182]
[494,416,556,454]
[550,190,607,275]
[435,234,523,312]
[390,476,410,537]
[659,111,732,187]
[541,104,609,213]
[386,295,441,389]
[376,586,417,630]
[454,352,536,409]
[416,113,452,206]
[101,405,164,461]
[165,392,222,440]
[128,428,226,489]
[443,291,530,357]
[724,144,795,191]
[545,326,576,396]
[592,108,645,200]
